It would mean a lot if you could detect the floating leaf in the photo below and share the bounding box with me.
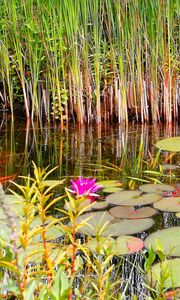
[97,180,123,187]
[146,258,180,289]
[87,237,115,254]
[103,187,123,193]
[31,225,64,243]
[18,243,65,264]
[155,137,180,152]
[43,180,64,186]
[111,236,144,255]
[153,197,180,212]
[102,218,154,236]
[109,206,157,219]
[139,184,175,194]
[92,201,109,210]
[76,212,153,236]
[64,199,108,212]
[105,191,142,205]
[0,221,11,241]
[88,235,144,255]
[106,191,161,206]
[75,211,114,234]
[145,227,180,256]
[0,209,6,220]
[176,212,180,218]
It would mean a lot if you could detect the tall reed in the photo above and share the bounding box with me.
[0,0,179,124]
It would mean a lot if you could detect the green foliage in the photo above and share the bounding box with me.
[0,163,124,299]
[0,0,179,123]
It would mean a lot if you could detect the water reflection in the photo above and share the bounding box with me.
[0,115,179,297]
[0,115,179,181]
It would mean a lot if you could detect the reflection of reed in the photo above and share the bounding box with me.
[0,120,179,180]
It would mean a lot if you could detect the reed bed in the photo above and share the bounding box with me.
[0,0,179,124]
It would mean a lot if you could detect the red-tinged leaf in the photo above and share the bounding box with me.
[0,173,18,183]
[127,238,144,252]
[165,289,180,299]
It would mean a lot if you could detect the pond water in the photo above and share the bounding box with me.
[0,115,180,299]
[0,115,179,180]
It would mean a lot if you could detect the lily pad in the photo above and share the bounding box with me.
[153,197,180,212]
[87,237,115,254]
[109,206,157,219]
[88,235,144,255]
[112,235,144,255]
[155,137,180,152]
[0,209,6,220]
[76,212,154,236]
[106,191,161,206]
[43,180,64,187]
[74,211,114,235]
[97,180,123,187]
[145,227,180,256]
[176,212,180,218]
[139,183,175,194]
[101,218,154,236]
[146,258,180,289]
[31,225,64,243]
[103,187,123,193]
[105,191,142,205]
[64,199,108,212]
[18,242,65,265]
[0,221,11,241]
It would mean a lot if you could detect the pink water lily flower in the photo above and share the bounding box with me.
[67,176,102,202]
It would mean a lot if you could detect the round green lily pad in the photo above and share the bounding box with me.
[18,242,65,265]
[176,212,180,218]
[109,206,157,219]
[145,227,180,256]
[92,201,109,210]
[31,225,64,243]
[0,221,11,242]
[87,237,115,254]
[103,187,123,193]
[76,213,154,236]
[146,258,180,289]
[97,180,123,187]
[0,208,6,220]
[155,137,180,152]
[88,235,144,255]
[75,211,114,233]
[139,183,175,194]
[153,197,180,212]
[101,218,154,236]
[105,191,142,205]
[106,191,161,206]
[43,180,64,186]
[111,235,144,255]
[64,199,108,212]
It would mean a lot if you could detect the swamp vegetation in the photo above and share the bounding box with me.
[0,0,179,124]
[0,0,180,299]
[0,121,179,299]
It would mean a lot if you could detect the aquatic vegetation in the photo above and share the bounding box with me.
[153,196,180,212]
[105,190,162,206]
[109,206,157,219]
[155,137,180,152]
[67,176,102,201]
[144,244,180,299]
[0,163,180,299]
[0,0,179,124]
